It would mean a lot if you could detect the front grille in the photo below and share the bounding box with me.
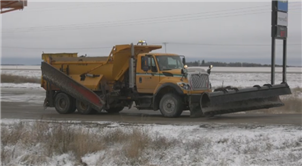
[190,74,209,90]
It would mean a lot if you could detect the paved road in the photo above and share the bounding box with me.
[1,101,301,126]
[1,88,301,126]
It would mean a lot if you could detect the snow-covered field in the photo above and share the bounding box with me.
[1,66,302,88]
[1,119,302,166]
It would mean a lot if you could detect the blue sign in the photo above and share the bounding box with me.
[278,0,288,12]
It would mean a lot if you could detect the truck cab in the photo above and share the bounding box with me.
[132,52,212,117]
[136,53,212,94]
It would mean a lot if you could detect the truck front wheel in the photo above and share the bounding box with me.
[159,93,183,118]
[54,92,76,114]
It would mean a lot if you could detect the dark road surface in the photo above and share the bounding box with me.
[1,88,301,126]
[1,101,301,126]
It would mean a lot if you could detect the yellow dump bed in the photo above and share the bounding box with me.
[41,44,162,91]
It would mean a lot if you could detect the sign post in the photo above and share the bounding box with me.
[271,0,288,85]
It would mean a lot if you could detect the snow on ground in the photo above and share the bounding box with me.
[0,83,41,89]
[1,69,301,88]
[1,65,40,70]
[1,119,302,166]
[1,87,45,103]
[210,72,302,88]
[1,91,45,104]
[2,66,302,88]
[1,69,41,79]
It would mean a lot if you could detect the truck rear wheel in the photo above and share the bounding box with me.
[76,100,95,114]
[54,92,76,114]
[159,93,183,117]
[105,107,124,114]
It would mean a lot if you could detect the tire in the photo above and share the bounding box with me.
[54,92,76,114]
[159,93,183,118]
[105,107,124,114]
[76,100,95,114]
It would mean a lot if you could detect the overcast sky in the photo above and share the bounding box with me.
[1,0,301,65]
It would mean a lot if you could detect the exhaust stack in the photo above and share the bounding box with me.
[129,43,135,90]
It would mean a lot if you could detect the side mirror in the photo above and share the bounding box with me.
[182,57,186,66]
[142,56,149,72]
[207,65,213,74]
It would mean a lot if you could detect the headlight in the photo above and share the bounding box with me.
[177,82,191,90]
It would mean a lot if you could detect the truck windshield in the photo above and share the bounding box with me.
[156,56,183,71]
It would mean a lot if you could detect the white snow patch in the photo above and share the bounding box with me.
[1,93,45,103]
[1,87,45,103]
[0,119,26,125]
[1,69,41,79]
[48,153,77,166]
[1,83,41,89]
[81,151,106,166]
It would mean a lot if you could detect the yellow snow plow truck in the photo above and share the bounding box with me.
[41,41,291,117]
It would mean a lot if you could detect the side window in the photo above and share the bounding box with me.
[141,56,157,72]
[141,56,147,70]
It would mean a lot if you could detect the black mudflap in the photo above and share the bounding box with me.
[189,83,292,117]
[41,62,105,111]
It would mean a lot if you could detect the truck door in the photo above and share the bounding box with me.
[136,55,160,94]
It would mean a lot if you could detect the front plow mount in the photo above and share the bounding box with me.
[189,83,292,117]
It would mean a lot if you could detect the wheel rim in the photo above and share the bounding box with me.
[163,99,176,113]
[58,98,67,109]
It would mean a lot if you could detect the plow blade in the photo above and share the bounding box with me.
[41,62,105,111]
[189,83,291,117]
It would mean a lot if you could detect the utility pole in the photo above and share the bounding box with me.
[163,42,167,53]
